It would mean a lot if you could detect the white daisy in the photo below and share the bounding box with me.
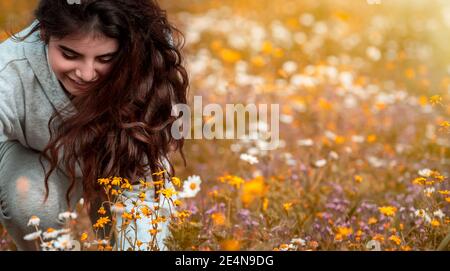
[297,139,314,147]
[178,175,202,198]
[314,159,327,168]
[24,230,42,241]
[414,209,427,218]
[418,168,432,177]
[290,238,306,246]
[58,212,77,221]
[288,244,297,250]
[43,230,60,240]
[53,234,75,251]
[366,240,381,251]
[351,135,365,143]
[423,187,435,196]
[240,153,259,165]
[27,216,40,227]
[42,228,70,240]
[329,151,339,160]
[433,209,445,219]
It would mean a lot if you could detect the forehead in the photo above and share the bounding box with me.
[50,32,119,54]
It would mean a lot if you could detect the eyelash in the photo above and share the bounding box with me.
[61,52,113,63]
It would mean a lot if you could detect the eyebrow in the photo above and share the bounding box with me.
[58,45,117,57]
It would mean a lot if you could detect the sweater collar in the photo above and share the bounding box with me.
[22,20,77,118]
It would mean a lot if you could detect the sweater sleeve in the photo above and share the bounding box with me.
[0,73,20,143]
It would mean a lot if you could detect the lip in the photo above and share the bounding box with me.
[67,76,92,91]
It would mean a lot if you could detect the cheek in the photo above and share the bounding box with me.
[97,64,114,76]
[48,52,73,77]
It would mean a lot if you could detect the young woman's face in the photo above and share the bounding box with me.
[47,31,119,97]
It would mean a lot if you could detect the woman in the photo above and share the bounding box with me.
[0,0,188,250]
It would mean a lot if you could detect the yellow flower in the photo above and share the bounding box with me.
[438,190,450,195]
[121,182,133,191]
[134,212,142,220]
[98,178,110,186]
[219,48,241,64]
[388,235,401,246]
[401,245,411,251]
[372,234,385,242]
[283,202,294,212]
[152,170,166,177]
[335,136,346,144]
[141,206,152,217]
[122,212,133,220]
[261,41,273,55]
[93,216,111,229]
[378,206,397,217]
[368,217,378,225]
[174,210,191,222]
[173,199,182,207]
[111,177,122,186]
[241,176,266,206]
[153,180,164,186]
[97,207,106,215]
[211,212,226,226]
[220,239,240,251]
[430,219,440,227]
[367,134,377,143]
[439,121,450,131]
[354,175,363,184]
[404,68,415,79]
[138,192,146,201]
[208,190,219,198]
[429,95,442,106]
[272,48,284,58]
[160,188,178,199]
[412,177,426,186]
[171,177,181,188]
[262,198,269,212]
[446,197,450,203]
[149,229,159,235]
[335,226,353,241]
[251,56,266,67]
[111,189,120,196]
[139,179,152,189]
[80,232,88,242]
[228,176,245,189]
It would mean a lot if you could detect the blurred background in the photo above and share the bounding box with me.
[1,0,449,251]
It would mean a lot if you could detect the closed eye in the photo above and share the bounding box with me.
[62,51,114,64]
[62,51,78,60]
[97,56,114,63]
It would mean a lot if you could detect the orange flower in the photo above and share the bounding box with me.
[97,207,106,215]
[220,239,240,251]
[378,206,397,217]
[388,235,401,246]
[211,212,226,226]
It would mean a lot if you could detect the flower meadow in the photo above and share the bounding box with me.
[0,0,449,251]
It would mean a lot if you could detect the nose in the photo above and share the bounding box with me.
[75,62,98,82]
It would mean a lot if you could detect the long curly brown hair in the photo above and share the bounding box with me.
[16,0,188,210]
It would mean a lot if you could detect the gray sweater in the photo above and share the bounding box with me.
[0,20,76,152]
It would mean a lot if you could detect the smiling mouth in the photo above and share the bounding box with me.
[67,76,92,90]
